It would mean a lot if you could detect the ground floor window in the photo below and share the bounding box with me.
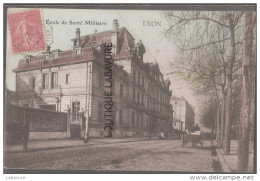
[119,110,123,124]
[132,112,135,127]
[72,101,80,121]
[98,103,103,122]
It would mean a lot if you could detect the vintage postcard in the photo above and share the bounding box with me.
[3,4,256,174]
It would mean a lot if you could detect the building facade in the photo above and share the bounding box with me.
[14,20,173,138]
[171,96,195,132]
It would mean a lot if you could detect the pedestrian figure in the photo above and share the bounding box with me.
[193,124,200,132]
[22,120,29,150]
[159,131,165,140]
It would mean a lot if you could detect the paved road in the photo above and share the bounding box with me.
[4,140,213,172]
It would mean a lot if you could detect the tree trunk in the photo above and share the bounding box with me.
[237,11,255,172]
[220,91,226,147]
[217,106,221,147]
[223,17,235,155]
[223,73,232,154]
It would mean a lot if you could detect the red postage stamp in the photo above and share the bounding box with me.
[8,9,46,54]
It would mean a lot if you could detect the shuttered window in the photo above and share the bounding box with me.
[51,72,58,89]
[42,73,49,89]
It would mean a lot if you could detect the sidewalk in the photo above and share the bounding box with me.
[216,140,254,173]
[4,136,158,154]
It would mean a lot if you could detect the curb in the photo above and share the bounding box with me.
[216,148,232,172]
[5,138,155,154]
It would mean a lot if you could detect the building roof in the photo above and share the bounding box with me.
[14,27,135,73]
[73,27,135,57]
[14,47,100,72]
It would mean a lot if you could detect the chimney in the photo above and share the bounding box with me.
[46,45,51,53]
[75,28,80,46]
[112,19,119,31]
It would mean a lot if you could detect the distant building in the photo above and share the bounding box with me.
[13,19,173,137]
[171,96,194,132]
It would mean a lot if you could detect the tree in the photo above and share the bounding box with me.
[200,97,217,131]
[17,73,41,106]
[163,11,244,154]
[237,11,256,172]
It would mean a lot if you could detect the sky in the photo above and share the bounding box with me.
[6,8,202,127]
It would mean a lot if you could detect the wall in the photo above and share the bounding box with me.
[5,104,69,142]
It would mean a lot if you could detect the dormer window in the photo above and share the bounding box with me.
[52,49,61,60]
[25,57,30,64]
[54,52,58,60]
[45,54,50,61]
[76,48,81,55]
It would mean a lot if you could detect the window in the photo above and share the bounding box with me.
[141,114,143,128]
[120,84,124,98]
[137,91,140,103]
[76,48,81,55]
[98,103,103,122]
[132,112,135,127]
[72,102,80,114]
[66,74,69,84]
[25,58,30,64]
[136,114,139,128]
[133,88,135,101]
[138,72,140,85]
[142,76,144,87]
[133,69,136,83]
[51,72,58,89]
[45,54,50,61]
[98,73,103,88]
[119,110,123,124]
[42,73,49,89]
[31,77,36,90]
[147,117,149,129]
[54,52,58,60]
[72,101,80,121]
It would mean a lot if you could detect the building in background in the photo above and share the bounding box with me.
[171,96,194,132]
[13,19,173,138]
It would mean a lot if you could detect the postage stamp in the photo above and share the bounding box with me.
[8,9,46,54]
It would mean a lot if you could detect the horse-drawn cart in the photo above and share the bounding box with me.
[182,131,203,147]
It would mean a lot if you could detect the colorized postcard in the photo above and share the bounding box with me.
[3,4,256,174]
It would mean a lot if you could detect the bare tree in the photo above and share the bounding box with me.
[163,11,244,154]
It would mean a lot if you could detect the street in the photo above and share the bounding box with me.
[4,140,215,172]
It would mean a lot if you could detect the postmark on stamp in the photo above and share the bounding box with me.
[8,9,46,54]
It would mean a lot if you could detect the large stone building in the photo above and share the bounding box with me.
[171,96,195,132]
[14,20,173,138]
